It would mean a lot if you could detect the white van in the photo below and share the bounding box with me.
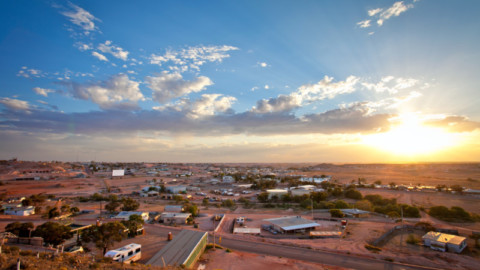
[105,243,141,263]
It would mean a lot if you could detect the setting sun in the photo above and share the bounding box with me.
[363,114,459,156]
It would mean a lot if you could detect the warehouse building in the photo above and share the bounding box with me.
[264,216,320,234]
[147,230,207,269]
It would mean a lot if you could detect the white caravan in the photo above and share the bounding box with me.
[105,243,141,263]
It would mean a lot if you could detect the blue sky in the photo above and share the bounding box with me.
[1,0,480,162]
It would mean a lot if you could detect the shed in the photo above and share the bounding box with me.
[164,205,184,213]
[264,216,320,234]
[160,212,192,224]
[147,230,207,269]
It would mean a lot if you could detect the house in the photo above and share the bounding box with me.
[4,206,35,216]
[340,208,370,218]
[147,230,207,269]
[222,176,235,183]
[422,231,467,253]
[159,212,192,224]
[166,185,187,194]
[266,189,288,199]
[113,211,149,221]
[291,189,312,197]
[264,216,320,234]
[164,205,184,213]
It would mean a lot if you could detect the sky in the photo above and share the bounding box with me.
[1,0,480,163]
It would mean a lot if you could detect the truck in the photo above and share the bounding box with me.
[104,243,141,264]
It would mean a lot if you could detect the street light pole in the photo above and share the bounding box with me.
[213,216,216,251]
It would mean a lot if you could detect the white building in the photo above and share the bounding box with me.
[113,211,149,221]
[422,231,467,253]
[222,176,235,183]
[291,189,312,197]
[266,189,288,199]
[4,206,35,216]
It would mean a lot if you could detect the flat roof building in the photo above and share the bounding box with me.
[147,229,207,269]
[422,231,467,253]
[264,216,320,234]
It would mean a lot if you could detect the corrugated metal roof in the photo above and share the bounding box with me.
[265,216,320,231]
[147,230,207,267]
[233,228,261,234]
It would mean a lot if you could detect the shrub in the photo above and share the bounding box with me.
[406,234,419,245]
[330,209,344,218]
[364,244,381,252]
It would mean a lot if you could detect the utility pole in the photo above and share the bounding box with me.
[213,217,216,251]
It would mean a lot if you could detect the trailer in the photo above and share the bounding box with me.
[105,243,141,263]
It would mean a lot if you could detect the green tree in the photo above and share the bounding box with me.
[330,209,344,218]
[33,222,73,246]
[105,200,121,213]
[334,200,350,209]
[121,214,144,237]
[5,222,34,237]
[257,192,269,203]
[121,198,140,211]
[202,198,209,206]
[81,222,126,255]
[21,198,33,207]
[221,199,235,208]
[344,189,363,200]
[355,200,373,211]
[373,180,382,185]
[47,207,60,219]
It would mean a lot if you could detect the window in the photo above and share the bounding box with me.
[135,248,141,253]
[128,251,133,256]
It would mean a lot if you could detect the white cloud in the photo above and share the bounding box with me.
[251,86,259,91]
[357,20,371,28]
[70,74,144,110]
[150,45,239,72]
[377,1,414,26]
[92,51,108,61]
[98,40,129,61]
[33,87,55,97]
[368,8,383,17]
[60,3,99,35]
[252,76,360,114]
[75,42,92,51]
[146,72,213,103]
[17,67,43,78]
[156,94,236,119]
[252,94,302,114]
[297,75,359,102]
[361,76,418,94]
[0,97,30,111]
[264,85,270,90]
[258,62,268,68]
[358,1,415,29]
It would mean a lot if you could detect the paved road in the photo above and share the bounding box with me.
[218,236,440,270]
[144,225,439,270]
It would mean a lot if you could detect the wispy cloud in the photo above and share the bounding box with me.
[17,67,44,78]
[150,45,239,72]
[59,3,100,35]
[357,20,371,28]
[357,1,415,29]
[361,76,418,94]
[98,40,129,61]
[92,51,108,61]
[33,87,55,97]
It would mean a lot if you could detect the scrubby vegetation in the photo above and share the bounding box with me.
[428,205,479,222]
